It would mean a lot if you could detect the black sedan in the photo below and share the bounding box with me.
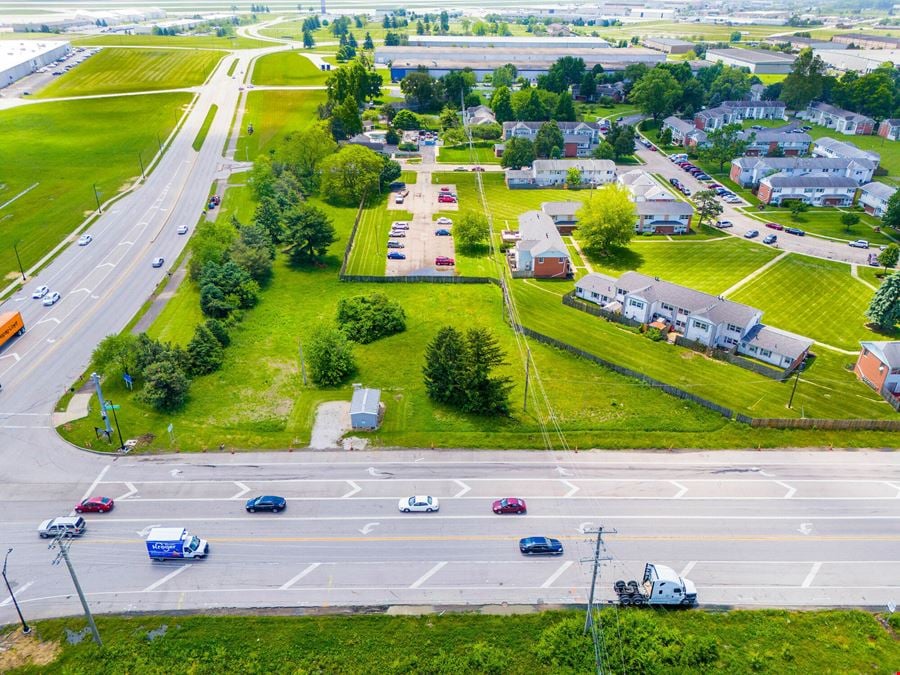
[519,536,564,555]
[245,495,286,513]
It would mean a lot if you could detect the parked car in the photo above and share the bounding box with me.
[387,251,406,260]
[784,227,805,236]
[32,285,49,299]
[434,229,452,236]
[389,230,406,238]
[453,167,467,172]
[440,186,452,193]
[438,196,457,204]
[394,195,405,204]
[764,222,783,230]
[42,291,61,306]
[696,173,710,180]
[849,239,870,249]
[519,537,563,556]
[715,220,733,229]
[434,256,455,266]
[391,221,410,230]
[493,497,526,514]
[389,182,406,191]
[436,217,453,225]
[398,495,439,512]
[387,241,404,249]
[763,234,778,245]
[245,495,286,513]
[668,178,680,186]
[74,497,114,513]
[680,187,692,196]
[151,257,165,268]
[77,234,92,246]
[744,230,759,239]
[471,166,485,172]
[38,516,86,539]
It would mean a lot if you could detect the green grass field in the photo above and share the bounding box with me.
[234,89,327,160]
[345,199,413,276]
[437,141,500,165]
[35,48,223,98]
[729,253,899,350]
[14,610,900,673]
[72,34,271,49]
[192,104,218,151]
[0,93,192,278]
[251,51,330,86]
[745,207,898,246]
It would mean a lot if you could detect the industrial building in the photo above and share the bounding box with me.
[704,48,795,74]
[831,33,900,50]
[405,35,611,49]
[642,37,694,54]
[0,39,70,89]
[764,36,844,51]
[814,49,900,74]
[375,46,664,81]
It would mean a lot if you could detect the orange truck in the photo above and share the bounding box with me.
[0,311,25,351]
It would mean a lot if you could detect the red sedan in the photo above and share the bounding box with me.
[764,222,784,230]
[492,497,527,514]
[74,496,114,513]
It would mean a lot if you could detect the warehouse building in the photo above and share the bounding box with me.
[642,37,694,54]
[375,46,665,81]
[406,35,611,49]
[764,36,844,51]
[814,49,900,74]
[831,33,900,50]
[0,39,70,89]
[704,48,795,74]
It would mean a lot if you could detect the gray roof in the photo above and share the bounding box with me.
[575,272,617,297]
[833,33,900,47]
[742,325,813,360]
[718,99,785,109]
[616,271,759,326]
[762,173,859,188]
[860,181,897,201]
[808,101,874,124]
[643,37,694,47]
[350,387,381,416]
[532,159,614,173]
[541,201,581,216]
[732,156,873,171]
[663,116,695,134]
[503,121,600,133]
[634,201,694,216]
[744,130,811,144]
[881,119,900,127]
[706,48,795,65]
[860,341,900,368]
[813,137,881,162]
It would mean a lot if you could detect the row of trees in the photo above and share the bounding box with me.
[489,86,576,123]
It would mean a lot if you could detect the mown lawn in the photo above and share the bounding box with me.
[729,253,898,350]
[345,199,413,276]
[0,93,192,277]
[805,123,899,185]
[588,237,780,295]
[251,51,330,86]
[15,610,900,674]
[72,34,271,49]
[437,141,500,165]
[234,89,328,160]
[745,207,898,246]
[35,48,223,98]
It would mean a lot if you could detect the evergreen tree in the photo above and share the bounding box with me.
[422,326,467,405]
[554,92,576,122]
[460,328,513,415]
[490,85,514,123]
[363,32,374,50]
[187,324,225,376]
[282,203,337,264]
[205,318,231,347]
[139,357,190,412]
[866,272,900,330]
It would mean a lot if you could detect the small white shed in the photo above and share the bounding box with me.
[349,386,383,430]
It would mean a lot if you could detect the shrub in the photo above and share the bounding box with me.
[305,324,356,386]
[336,293,406,343]
[138,357,191,412]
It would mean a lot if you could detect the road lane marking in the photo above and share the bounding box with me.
[554,466,573,477]
[801,562,822,588]
[453,480,471,498]
[409,561,447,588]
[358,523,379,535]
[680,561,697,578]
[561,480,580,497]
[541,561,574,588]
[231,481,250,500]
[116,482,138,501]
[143,564,192,592]
[73,465,110,516]
[279,563,320,590]
[341,480,361,498]
[799,522,812,535]
[671,481,688,498]
[776,481,797,499]
[886,482,900,497]
[0,581,33,606]
[95,476,900,485]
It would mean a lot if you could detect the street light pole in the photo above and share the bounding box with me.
[108,399,126,451]
[788,367,802,409]
[12,242,26,282]
[2,549,30,634]
[92,184,102,214]
[138,152,145,180]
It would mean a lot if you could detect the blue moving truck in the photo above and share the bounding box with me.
[146,527,209,561]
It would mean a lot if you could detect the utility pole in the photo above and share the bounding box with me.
[138,152,145,180]
[582,526,615,675]
[157,131,163,152]
[298,340,308,386]
[12,242,26,282]
[92,184,102,214]
[2,549,30,634]
[787,367,802,409]
[522,348,531,412]
[107,399,126,451]
[49,535,102,647]
[91,372,113,437]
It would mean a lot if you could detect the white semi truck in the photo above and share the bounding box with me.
[614,563,697,606]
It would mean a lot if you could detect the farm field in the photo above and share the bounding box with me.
[251,51,330,86]
[72,33,270,49]
[0,92,192,279]
[729,253,898,350]
[437,142,500,165]
[745,207,898,247]
[35,48,224,98]
[234,89,328,160]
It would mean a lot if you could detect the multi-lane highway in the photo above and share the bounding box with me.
[1,450,897,623]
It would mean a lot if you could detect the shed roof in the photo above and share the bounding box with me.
[742,325,813,360]
[860,181,897,201]
[350,387,381,416]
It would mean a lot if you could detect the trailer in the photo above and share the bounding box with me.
[614,563,697,607]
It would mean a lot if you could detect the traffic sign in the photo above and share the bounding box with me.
[104,403,120,410]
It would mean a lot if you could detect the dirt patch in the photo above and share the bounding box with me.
[0,629,61,670]
[309,401,351,449]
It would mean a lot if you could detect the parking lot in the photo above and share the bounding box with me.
[385,171,458,276]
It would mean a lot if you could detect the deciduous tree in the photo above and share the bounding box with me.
[454,212,489,251]
[319,145,385,204]
[336,293,406,343]
[693,190,723,228]
[576,183,636,254]
[500,137,535,169]
[282,203,337,264]
[629,68,681,123]
[699,123,751,172]
[306,324,356,386]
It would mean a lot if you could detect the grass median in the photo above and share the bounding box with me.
[192,104,218,152]
[251,51,330,86]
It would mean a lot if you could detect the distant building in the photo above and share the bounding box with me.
[405,35,611,49]
[742,130,811,157]
[803,102,875,136]
[662,116,696,145]
[505,159,616,188]
[704,48,795,74]
[757,174,858,206]
[618,169,694,235]
[764,35,844,51]
[349,386,383,430]
[749,83,765,101]
[642,37,694,54]
[693,100,787,131]
[878,119,900,141]
[814,48,900,74]
[540,201,581,234]
[463,104,495,126]
[730,156,875,188]
[831,33,900,50]
[502,121,602,158]
[854,341,900,408]
[512,211,571,279]
[858,182,897,218]
[0,39,70,88]
[811,137,881,165]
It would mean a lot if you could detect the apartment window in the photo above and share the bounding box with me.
[748,345,758,354]
[693,321,709,332]
[815,188,824,193]
[760,349,772,357]
[591,292,599,299]
[537,257,544,263]
[726,323,741,333]
[678,308,688,315]
[661,303,674,312]
[723,337,737,346]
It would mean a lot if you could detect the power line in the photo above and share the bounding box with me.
[49,534,102,647]
[582,526,615,675]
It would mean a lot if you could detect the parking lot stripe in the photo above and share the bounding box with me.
[409,561,447,589]
[541,561,574,588]
[143,564,192,592]
[279,563,321,590]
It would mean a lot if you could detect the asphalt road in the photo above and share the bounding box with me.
[0,450,897,623]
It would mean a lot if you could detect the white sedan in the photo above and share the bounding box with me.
[32,285,49,299]
[436,217,453,225]
[42,291,61,307]
[398,495,440,513]
[77,234,93,246]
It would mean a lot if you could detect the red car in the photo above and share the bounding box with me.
[764,222,783,230]
[438,196,457,203]
[74,496,114,513]
[440,186,452,192]
[492,497,527,514]
[435,256,455,266]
